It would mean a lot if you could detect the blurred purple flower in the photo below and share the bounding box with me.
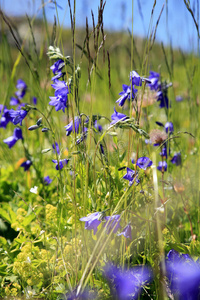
[118,224,132,239]
[110,108,128,125]
[123,167,140,185]
[15,79,27,100]
[176,95,183,102]
[166,249,200,300]
[116,84,138,107]
[157,161,167,172]
[50,59,65,81]
[80,212,102,235]
[156,90,169,109]
[21,160,32,171]
[0,106,12,128]
[32,97,37,105]
[44,176,52,185]
[103,215,121,234]
[171,152,181,166]
[3,127,23,148]
[52,142,60,155]
[9,108,28,125]
[65,116,81,136]
[52,158,69,170]
[94,120,103,132]
[159,143,170,158]
[104,263,152,300]
[148,71,160,91]
[130,70,142,86]
[165,122,174,133]
[136,157,152,170]
[10,97,20,106]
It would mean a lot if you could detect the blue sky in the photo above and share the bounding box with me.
[0,0,199,52]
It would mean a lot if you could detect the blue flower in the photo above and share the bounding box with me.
[123,167,139,185]
[159,143,170,158]
[118,224,132,239]
[52,159,69,170]
[166,249,200,300]
[9,108,28,125]
[15,79,27,100]
[0,106,12,128]
[110,108,128,125]
[94,120,103,132]
[103,215,121,234]
[65,117,81,136]
[176,95,183,102]
[157,161,167,172]
[129,70,142,86]
[136,157,152,170]
[50,59,65,81]
[44,176,52,185]
[3,128,23,148]
[80,212,102,235]
[49,80,70,112]
[32,97,37,105]
[10,97,20,106]
[156,90,169,108]
[52,142,60,155]
[116,84,137,107]
[165,122,174,133]
[148,71,160,91]
[171,152,181,166]
[21,160,32,171]
[103,263,152,300]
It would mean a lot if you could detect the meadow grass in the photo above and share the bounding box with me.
[0,0,200,299]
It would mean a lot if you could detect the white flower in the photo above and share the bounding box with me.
[30,186,38,194]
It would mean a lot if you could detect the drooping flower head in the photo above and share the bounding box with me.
[21,160,32,171]
[103,263,152,300]
[15,79,27,100]
[118,224,132,239]
[130,71,142,86]
[157,161,167,172]
[103,215,121,234]
[0,106,12,128]
[9,108,28,126]
[49,80,70,112]
[52,142,60,155]
[80,212,102,235]
[65,116,81,136]
[116,84,138,107]
[171,152,181,166]
[123,167,140,185]
[52,158,69,170]
[110,108,128,125]
[50,59,65,81]
[3,127,23,148]
[44,176,52,185]
[148,71,160,91]
[136,157,152,170]
[166,249,200,300]
[165,122,174,133]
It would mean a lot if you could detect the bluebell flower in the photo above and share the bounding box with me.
[94,120,103,132]
[9,108,28,125]
[3,128,23,148]
[129,70,142,86]
[52,142,60,155]
[49,80,70,112]
[166,249,200,300]
[176,95,183,102]
[110,108,128,125]
[103,215,121,234]
[10,97,20,106]
[156,90,169,108]
[123,167,140,185]
[159,143,170,158]
[148,71,160,91]
[104,263,152,300]
[80,212,102,235]
[118,224,132,239]
[44,176,52,185]
[21,160,32,171]
[171,152,181,166]
[65,117,81,136]
[50,59,65,81]
[52,158,69,170]
[165,122,174,133]
[136,157,152,170]
[157,161,167,172]
[15,79,27,100]
[116,84,138,107]
[0,106,12,128]
[32,97,37,105]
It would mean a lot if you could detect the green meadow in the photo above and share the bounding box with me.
[0,1,200,299]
